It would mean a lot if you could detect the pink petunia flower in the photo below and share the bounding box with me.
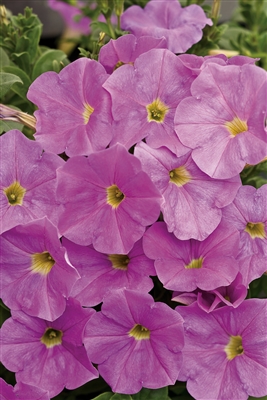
[99,34,167,74]
[56,144,162,254]
[27,58,113,157]
[63,237,155,306]
[223,184,267,286]
[121,0,212,54]
[177,299,267,400]
[135,142,241,240]
[84,289,184,394]
[174,63,267,179]
[172,273,247,313]
[0,129,64,234]
[103,48,194,153]
[0,218,80,321]
[0,298,98,398]
[143,220,240,292]
[48,0,91,35]
[0,378,49,400]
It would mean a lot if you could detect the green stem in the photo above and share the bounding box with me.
[106,17,116,39]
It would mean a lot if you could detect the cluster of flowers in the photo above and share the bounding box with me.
[1,0,267,399]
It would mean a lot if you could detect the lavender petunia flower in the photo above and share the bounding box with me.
[56,144,162,254]
[84,289,184,394]
[135,142,241,240]
[63,237,155,306]
[121,0,212,54]
[0,298,98,398]
[103,48,194,153]
[172,273,247,312]
[48,0,91,35]
[223,184,267,286]
[0,378,49,400]
[0,129,64,234]
[27,58,113,157]
[177,299,267,400]
[99,34,167,74]
[143,220,240,292]
[0,218,80,321]
[177,53,259,77]
[174,63,267,179]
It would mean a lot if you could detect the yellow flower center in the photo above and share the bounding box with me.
[245,222,265,239]
[169,166,191,186]
[31,251,55,275]
[41,327,63,348]
[225,117,248,137]
[106,184,125,208]
[83,102,94,124]
[128,324,150,340]
[108,254,130,270]
[225,335,244,360]
[146,98,169,123]
[185,257,203,269]
[113,61,134,71]
[3,181,26,206]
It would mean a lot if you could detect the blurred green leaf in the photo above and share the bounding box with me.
[90,21,114,36]
[0,72,23,98]
[0,48,10,68]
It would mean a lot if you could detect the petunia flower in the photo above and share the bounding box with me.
[48,0,91,35]
[83,288,184,394]
[172,273,247,313]
[135,142,241,240]
[0,129,64,234]
[143,220,240,292]
[27,58,113,157]
[177,299,267,400]
[223,184,267,286]
[174,63,267,179]
[56,144,162,254]
[0,218,80,321]
[0,378,49,400]
[99,34,167,74]
[103,48,194,153]
[177,53,259,76]
[0,298,98,398]
[121,0,212,54]
[63,237,155,306]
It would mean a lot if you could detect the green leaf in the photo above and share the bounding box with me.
[0,48,10,68]
[32,49,69,81]
[90,21,114,36]
[0,119,23,135]
[248,396,267,400]
[111,395,132,400]
[3,66,32,101]
[132,387,168,400]
[0,72,23,98]
[92,393,114,400]
[12,52,31,73]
